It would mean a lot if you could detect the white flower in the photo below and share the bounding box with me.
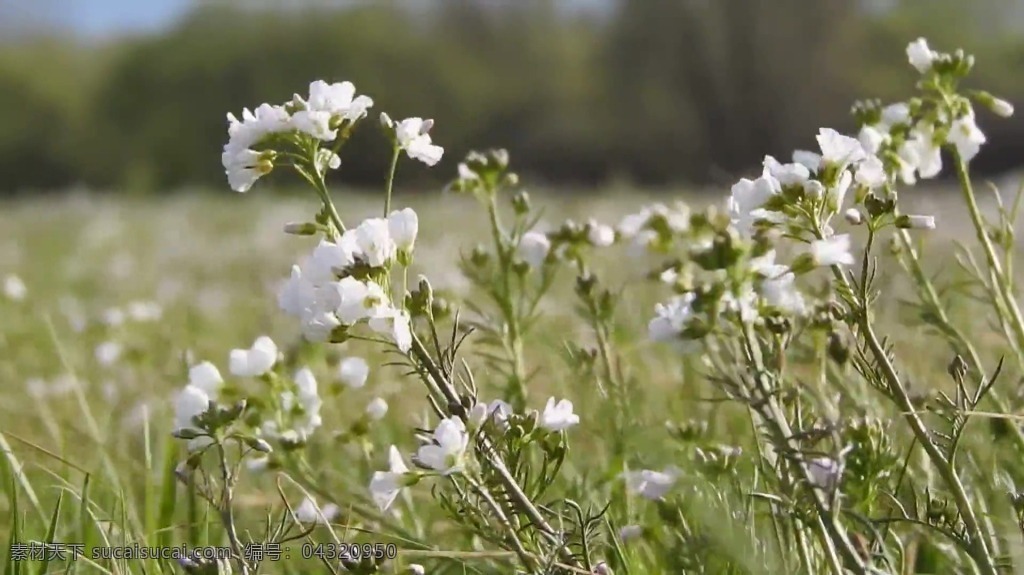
[621,467,679,500]
[127,300,162,322]
[857,125,888,155]
[817,128,866,168]
[949,111,987,162]
[416,417,469,475]
[370,445,412,511]
[229,336,278,377]
[303,80,373,123]
[315,149,341,173]
[388,208,419,254]
[408,565,425,575]
[540,398,579,432]
[368,307,413,352]
[844,208,864,225]
[95,341,122,367]
[394,117,444,166]
[619,525,644,543]
[294,496,339,525]
[366,397,389,421]
[294,367,319,408]
[908,122,943,179]
[807,457,841,490]
[290,109,336,141]
[855,155,887,189]
[3,274,26,301]
[728,175,780,234]
[810,235,855,267]
[103,307,125,326]
[335,277,390,324]
[306,238,357,284]
[222,148,273,193]
[246,456,269,473]
[881,102,911,127]
[174,385,211,437]
[586,220,616,247]
[760,271,806,316]
[188,361,224,397]
[792,150,822,173]
[354,218,396,268]
[518,231,551,268]
[648,293,696,342]
[763,155,809,186]
[486,400,514,430]
[338,356,369,388]
[906,38,938,73]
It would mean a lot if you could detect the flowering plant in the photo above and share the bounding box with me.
[166,38,1024,575]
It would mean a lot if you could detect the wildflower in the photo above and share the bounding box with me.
[906,38,938,73]
[763,155,810,187]
[388,208,419,254]
[127,300,163,322]
[294,496,340,525]
[416,417,469,475]
[229,336,278,378]
[619,525,644,543]
[518,231,551,268]
[586,220,616,247]
[315,148,341,173]
[728,175,780,234]
[857,125,888,155]
[621,467,680,500]
[760,271,806,316]
[949,110,987,162]
[392,117,444,166]
[792,150,822,173]
[855,155,887,189]
[648,293,696,342]
[907,122,943,179]
[486,400,514,430]
[338,356,370,388]
[335,277,390,324]
[368,307,413,352]
[290,109,336,141]
[188,361,224,396]
[826,170,852,213]
[354,218,397,268]
[95,341,123,367]
[306,238,357,283]
[103,307,126,326]
[540,398,580,432]
[223,149,275,193]
[294,368,321,414]
[807,457,841,491]
[301,80,374,123]
[366,397,389,421]
[817,128,867,168]
[991,97,1015,118]
[370,445,415,511]
[408,566,426,575]
[174,386,210,431]
[810,235,855,267]
[246,456,269,473]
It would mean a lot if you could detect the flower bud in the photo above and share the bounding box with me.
[895,214,936,230]
[511,190,531,215]
[470,244,490,267]
[843,208,863,226]
[284,222,319,236]
[365,397,389,421]
[467,402,488,430]
[379,112,393,129]
[973,90,1015,118]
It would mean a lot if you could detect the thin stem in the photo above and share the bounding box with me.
[384,147,401,216]
[216,441,250,575]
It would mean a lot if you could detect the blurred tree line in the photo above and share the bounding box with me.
[1,0,1023,194]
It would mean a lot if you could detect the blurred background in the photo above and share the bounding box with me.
[1,0,1023,195]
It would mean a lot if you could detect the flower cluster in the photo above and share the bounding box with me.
[278,209,418,350]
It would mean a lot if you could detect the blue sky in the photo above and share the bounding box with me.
[2,0,614,38]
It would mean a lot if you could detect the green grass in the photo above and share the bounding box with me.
[0,184,1021,574]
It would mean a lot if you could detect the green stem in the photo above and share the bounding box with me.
[485,194,528,408]
[384,147,401,216]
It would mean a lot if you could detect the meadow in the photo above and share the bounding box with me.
[2,38,1024,575]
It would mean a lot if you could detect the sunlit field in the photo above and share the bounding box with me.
[5,37,1024,575]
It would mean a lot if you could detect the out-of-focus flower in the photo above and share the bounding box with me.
[3,274,26,301]
[95,341,123,367]
[648,293,697,342]
[810,235,855,267]
[294,496,340,525]
[366,397,389,421]
[338,356,370,388]
[586,220,616,247]
[817,128,867,168]
[949,110,987,162]
[540,398,579,431]
[518,231,551,268]
[229,336,278,377]
[621,467,680,500]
